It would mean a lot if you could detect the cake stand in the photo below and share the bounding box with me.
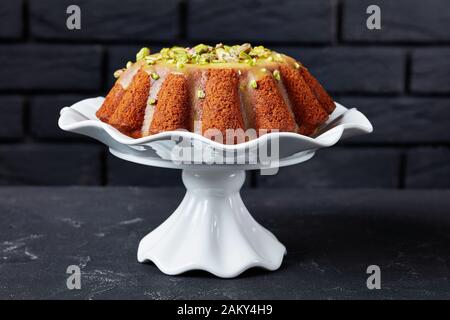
[58,97,372,278]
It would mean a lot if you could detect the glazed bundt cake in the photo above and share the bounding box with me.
[97,44,335,143]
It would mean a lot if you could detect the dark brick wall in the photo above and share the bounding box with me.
[0,0,449,189]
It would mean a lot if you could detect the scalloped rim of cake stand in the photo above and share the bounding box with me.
[58,97,373,159]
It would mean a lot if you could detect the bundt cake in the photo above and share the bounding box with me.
[97,44,335,143]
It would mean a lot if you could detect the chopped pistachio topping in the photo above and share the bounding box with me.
[273,69,281,81]
[246,58,257,66]
[249,79,258,89]
[136,47,150,61]
[239,51,251,60]
[145,56,156,65]
[113,68,125,78]
[126,61,133,68]
[197,89,205,99]
[148,98,156,105]
[294,62,301,69]
[176,61,185,69]
[193,44,211,55]
[126,44,283,68]
[151,72,160,80]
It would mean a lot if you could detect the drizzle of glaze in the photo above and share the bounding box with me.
[124,55,298,138]
[140,65,170,136]
[188,69,208,134]
[238,69,254,130]
[118,61,144,89]
[274,68,299,132]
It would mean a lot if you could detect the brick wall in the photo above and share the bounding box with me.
[1,0,449,188]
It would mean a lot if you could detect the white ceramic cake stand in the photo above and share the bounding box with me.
[58,97,372,278]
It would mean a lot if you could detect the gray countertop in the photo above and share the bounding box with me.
[0,187,449,299]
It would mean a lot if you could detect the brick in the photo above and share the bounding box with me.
[0,45,102,91]
[0,0,22,39]
[0,144,103,185]
[342,0,450,43]
[411,49,450,94]
[30,95,89,140]
[0,96,24,139]
[406,148,450,189]
[187,0,334,43]
[276,47,405,94]
[337,97,450,144]
[29,0,179,41]
[107,154,181,187]
[256,148,400,188]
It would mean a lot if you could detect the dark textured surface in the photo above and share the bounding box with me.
[257,148,400,188]
[29,0,179,41]
[411,49,450,94]
[0,187,449,299]
[343,0,450,43]
[188,0,334,43]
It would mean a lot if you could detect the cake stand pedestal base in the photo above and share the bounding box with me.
[137,169,286,278]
